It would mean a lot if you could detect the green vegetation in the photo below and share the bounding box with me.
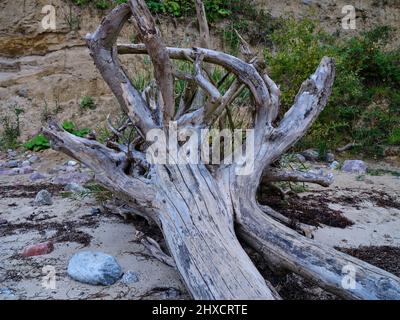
[265,18,400,157]
[24,121,91,151]
[67,1,399,158]
[80,96,96,110]
[0,107,24,150]
[23,134,51,151]
[61,120,91,137]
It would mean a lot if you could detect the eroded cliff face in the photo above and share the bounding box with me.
[0,0,399,140]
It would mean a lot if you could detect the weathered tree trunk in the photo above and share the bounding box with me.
[154,164,278,299]
[42,0,400,300]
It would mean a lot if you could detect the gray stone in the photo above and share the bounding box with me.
[342,160,368,174]
[28,155,40,163]
[295,154,306,163]
[301,149,319,161]
[65,183,87,194]
[16,166,34,174]
[6,160,19,168]
[30,172,46,181]
[53,172,92,185]
[91,208,101,216]
[16,87,29,98]
[7,150,17,158]
[67,160,78,167]
[121,271,139,285]
[21,160,31,167]
[67,251,123,286]
[33,190,53,206]
[0,288,16,300]
[325,152,335,163]
[330,161,340,170]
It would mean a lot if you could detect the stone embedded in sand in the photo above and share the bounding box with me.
[342,160,368,174]
[28,155,40,163]
[21,241,54,257]
[301,149,319,161]
[330,161,340,170]
[5,160,19,168]
[325,152,335,163]
[67,160,78,167]
[21,160,31,167]
[67,251,123,286]
[0,287,16,300]
[121,271,139,285]
[65,182,87,194]
[0,218,8,225]
[30,172,46,181]
[53,172,92,185]
[33,189,53,206]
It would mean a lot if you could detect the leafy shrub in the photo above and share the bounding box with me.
[24,134,50,151]
[24,121,91,151]
[265,17,400,157]
[0,107,24,150]
[96,0,110,10]
[62,120,91,137]
[80,96,96,110]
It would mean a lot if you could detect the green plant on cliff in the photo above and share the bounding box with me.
[96,0,111,10]
[0,107,24,150]
[24,120,91,151]
[23,134,51,152]
[265,17,400,157]
[80,96,96,110]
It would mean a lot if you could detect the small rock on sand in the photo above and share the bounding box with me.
[121,271,139,285]
[301,149,319,161]
[342,160,368,174]
[33,190,53,206]
[53,172,92,185]
[68,251,123,286]
[21,241,54,257]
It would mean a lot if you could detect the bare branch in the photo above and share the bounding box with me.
[193,51,222,116]
[263,168,334,187]
[86,4,156,136]
[259,204,317,238]
[194,0,211,50]
[135,230,176,268]
[118,44,272,130]
[274,57,335,146]
[129,0,175,125]
[42,123,155,205]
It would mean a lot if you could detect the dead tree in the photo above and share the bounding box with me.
[43,0,400,299]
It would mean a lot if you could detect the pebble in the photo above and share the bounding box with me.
[28,155,40,163]
[65,183,87,194]
[330,161,340,170]
[53,172,92,185]
[67,160,78,167]
[301,149,319,161]
[341,160,368,174]
[30,172,46,181]
[0,288,16,300]
[67,251,123,286]
[21,241,54,257]
[121,271,139,285]
[21,160,31,167]
[33,190,53,206]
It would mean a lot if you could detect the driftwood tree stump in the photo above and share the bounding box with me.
[43,0,400,299]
